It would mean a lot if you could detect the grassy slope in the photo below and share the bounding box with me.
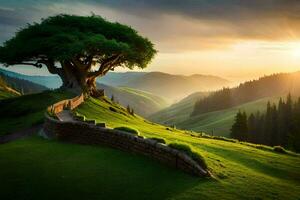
[148,91,208,123]
[73,97,300,200]
[178,96,281,137]
[99,83,169,117]
[0,77,20,100]
[151,96,280,137]
[0,90,73,135]
[0,88,18,99]
[0,136,198,200]
[0,95,299,199]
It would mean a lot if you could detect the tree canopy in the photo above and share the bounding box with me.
[0,14,157,95]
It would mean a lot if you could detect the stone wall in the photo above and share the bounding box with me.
[47,94,84,114]
[43,115,209,177]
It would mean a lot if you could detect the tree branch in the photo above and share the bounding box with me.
[88,54,121,78]
[7,62,43,68]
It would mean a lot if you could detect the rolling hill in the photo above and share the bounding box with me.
[0,76,20,99]
[0,70,48,94]
[98,71,230,100]
[151,71,300,137]
[0,90,73,135]
[0,92,299,200]
[178,96,281,137]
[97,83,169,116]
[150,95,280,137]
[0,68,61,89]
[192,71,300,116]
[148,91,209,123]
[0,68,169,117]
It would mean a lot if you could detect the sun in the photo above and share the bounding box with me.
[290,42,300,59]
[291,45,300,58]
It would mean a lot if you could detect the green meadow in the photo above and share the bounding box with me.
[0,93,299,199]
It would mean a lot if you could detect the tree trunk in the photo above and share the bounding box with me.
[58,61,104,97]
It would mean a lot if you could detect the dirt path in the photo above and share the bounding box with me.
[56,110,75,122]
[0,124,43,144]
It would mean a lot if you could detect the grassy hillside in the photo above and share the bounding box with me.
[151,96,281,137]
[0,94,299,199]
[76,97,300,199]
[177,97,281,137]
[0,89,18,99]
[98,83,169,116]
[0,90,73,135]
[0,68,169,117]
[148,91,208,123]
[0,76,20,99]
[192,71,300,116]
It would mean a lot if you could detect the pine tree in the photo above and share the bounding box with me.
[277,97,286,146]
[247,113,255,142]
[270,104,278,146]
[126,105,131,113]
[289,97,300,151]
[111,95,115,102]
[264,102,272,145]
[231,111,248,141]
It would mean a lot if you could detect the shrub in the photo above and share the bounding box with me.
[149,137,166,144]
[212,136,238,143]
[168,142,207,169]
[114,126,139,135]
[273,146,286,154]
[109,107,117,112]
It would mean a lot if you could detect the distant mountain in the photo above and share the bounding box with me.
[98,83,169,117]
[97,71,147,86]
[0,68,61,89]
[98,71,230,100]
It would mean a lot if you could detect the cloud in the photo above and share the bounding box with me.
[0,0,300,52]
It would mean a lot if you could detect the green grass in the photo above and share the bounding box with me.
[168,142,208,169]
[0,90,73,135]
[99,83,169,117]
[73,97,300,199]
[0,94,299,199]
[148,91,208,124]
[151,96,281,137]
[121,87,169,108]
[0,89,18,99]
[0,136,200,200]
[114,126,140,135]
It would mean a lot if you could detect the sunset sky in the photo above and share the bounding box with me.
[1,0,300,81]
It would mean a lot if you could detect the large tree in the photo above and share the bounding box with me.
[0,14,157,96]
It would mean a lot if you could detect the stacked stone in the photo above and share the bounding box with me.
[43,114,209,177]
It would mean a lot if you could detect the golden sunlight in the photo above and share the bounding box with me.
[291,44,300,58]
